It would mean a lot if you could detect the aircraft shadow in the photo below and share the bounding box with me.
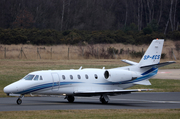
[24,99,147,108]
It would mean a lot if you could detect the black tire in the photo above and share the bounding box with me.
[16,98,22,105]
[67,96,75,103]
[100,96,108,104]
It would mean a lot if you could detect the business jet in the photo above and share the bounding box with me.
[4,39,175,105]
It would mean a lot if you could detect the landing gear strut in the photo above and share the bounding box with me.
[16,95,24,105]
[65,95,75,103]
[100,95,109,104]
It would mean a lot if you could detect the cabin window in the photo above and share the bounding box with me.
[70,75,73,80]
[34,75,39,80]
[24,74,35,80]
[62,75,65,80]
[94,74,98,79]
[40,76,43,80]
[85,74,88,79]
[77,75,81,79]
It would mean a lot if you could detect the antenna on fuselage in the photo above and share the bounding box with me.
[102,67,105,69]
[79,66,82,70]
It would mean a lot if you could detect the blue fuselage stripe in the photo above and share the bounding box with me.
[17,82,82,94]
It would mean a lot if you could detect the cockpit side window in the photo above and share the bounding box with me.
[40,76,43,80]
[24,74,35,80]
[34,75,39,80]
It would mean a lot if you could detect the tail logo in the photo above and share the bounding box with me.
[143,55,160,60]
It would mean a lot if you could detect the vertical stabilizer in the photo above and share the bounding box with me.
[139,39,164,67]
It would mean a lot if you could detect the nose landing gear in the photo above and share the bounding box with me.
[16,95,24,105]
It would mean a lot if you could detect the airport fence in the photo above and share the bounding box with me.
[0,44,178,60]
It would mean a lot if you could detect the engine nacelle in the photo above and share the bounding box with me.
[104,69,141,82]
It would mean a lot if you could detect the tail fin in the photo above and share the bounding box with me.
[121,39,175,85]
[139,39,164,67]
[121,39,175,68]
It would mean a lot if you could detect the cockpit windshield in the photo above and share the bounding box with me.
[34,75,39,80]
[23,74,43,81]
[24,74,35,80]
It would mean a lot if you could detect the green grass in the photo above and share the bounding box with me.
[0,109,180,119]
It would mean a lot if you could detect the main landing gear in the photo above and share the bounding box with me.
[16,95,24,105]
[65,95,75,103]
[100,95,109,104]
[64,95,110,104]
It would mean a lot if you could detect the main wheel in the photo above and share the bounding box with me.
[67,96,75,103]
[16,98,22,105]
[100,96,108,104]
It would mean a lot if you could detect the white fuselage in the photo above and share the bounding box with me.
[3,65,157,96]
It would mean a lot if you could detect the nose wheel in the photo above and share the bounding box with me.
[16,95,24,105]
[17,98,22,105]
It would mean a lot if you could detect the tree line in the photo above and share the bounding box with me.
[0,0,180,45]
[0,28,180,45]
[1,0,180,31]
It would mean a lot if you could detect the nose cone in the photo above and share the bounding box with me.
[3,81,21,94]
[3,85,14,94]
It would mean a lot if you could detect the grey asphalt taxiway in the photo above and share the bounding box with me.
[0,92,180,111]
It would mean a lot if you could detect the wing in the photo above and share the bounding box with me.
[74,89,153,96]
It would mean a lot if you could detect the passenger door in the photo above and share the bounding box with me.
[51,73,60,91]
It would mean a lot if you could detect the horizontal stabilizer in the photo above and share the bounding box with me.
[121,59,138,65]
[74,89,153,96]
[140,61,175,68]
[134,79,151,85]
